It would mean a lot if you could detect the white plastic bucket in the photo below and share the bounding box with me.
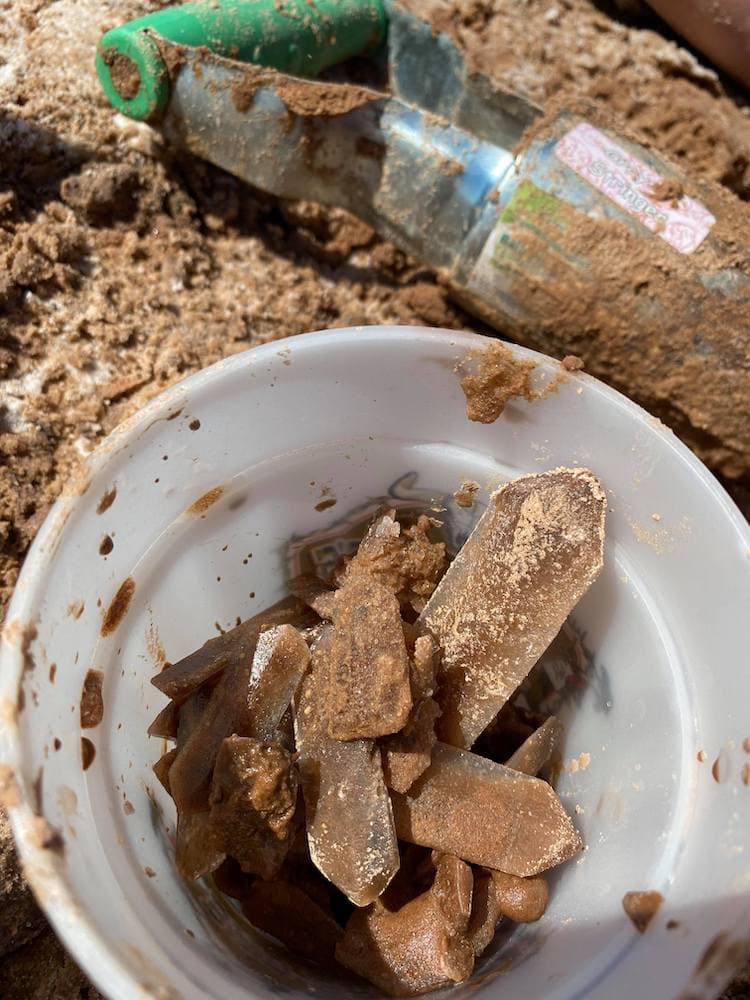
[1,326,749,1000]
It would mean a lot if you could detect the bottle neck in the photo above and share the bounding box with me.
[372,102,516,270]
[162,45,516,271]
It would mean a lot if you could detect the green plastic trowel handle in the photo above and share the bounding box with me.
[96,0,386,121]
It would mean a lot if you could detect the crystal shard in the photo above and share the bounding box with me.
[420,468,605,748]
[245,624,311,741]
[169,623,308,814]
[505,716,562,775]
[337,511,447,612]
[294,628,400,906]
[209,736,297,879]
[391,742,581,876]
[381,634,441,793]
[381,697,441,794]
[152,595,311,703]
[327,576,411,740]
[336,853,474,996]
[175,811,225,880]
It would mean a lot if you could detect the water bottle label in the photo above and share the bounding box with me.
[554,123,714,254]
[466,182,572,322]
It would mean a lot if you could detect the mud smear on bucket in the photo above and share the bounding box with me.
[100,577,136,637]
[96,487,118,515]
[458,341,538,423]
[187,486,225,516]
[79,670,104,728]
[0,765,21,809]
[81,737,96,771]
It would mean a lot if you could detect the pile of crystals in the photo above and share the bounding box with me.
[149,468,606,996]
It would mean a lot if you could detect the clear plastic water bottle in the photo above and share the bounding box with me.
[97,0,750,479]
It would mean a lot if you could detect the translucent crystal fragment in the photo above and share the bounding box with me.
[337,511,447,612]
[152,596,311,703]
[420,468,605,748]
[327,576,411,740]
[294,629,400,906]
[168,623,308,813]
[391,742,581,876]
[209,735,297,879]
[505,716,562,775]
[245,625,311,741]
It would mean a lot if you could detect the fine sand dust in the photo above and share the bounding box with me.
[1,0,749,995]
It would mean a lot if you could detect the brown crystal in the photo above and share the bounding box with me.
[152,747,178,794]
[381,634,441,793]
[327,575,412,740]
[168,665,244,814]
[244,624,311,741]
[241,881,343,967]
[287,574,335,619]
[175,686,211,744]
[175,811,225,880]
[381,697,441,794]
[505,717,563,775]
[167,687,210,792]
[337,512,447,612]
[391,743,581,876]
[420,468,605,748]
[152,595,311,704]
[170,682,225,879]
[147,700,180,740]
[336,853,474,996]
[168,623,308,814]
[468,869,548,956]
[209,736,297,879]
[294,628,400,906]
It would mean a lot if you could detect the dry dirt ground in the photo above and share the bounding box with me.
[1,0,749,995]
